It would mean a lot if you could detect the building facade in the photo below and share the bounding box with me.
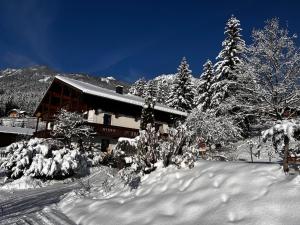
[34,76,187,151]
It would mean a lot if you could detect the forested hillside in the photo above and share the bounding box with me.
[0,66,130,116]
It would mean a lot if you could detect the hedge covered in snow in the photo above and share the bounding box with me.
[1,138,89,179]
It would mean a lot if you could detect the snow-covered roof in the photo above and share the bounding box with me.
[55,75,188,117]
[0,126,34,135]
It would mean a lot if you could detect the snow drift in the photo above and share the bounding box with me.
[60,161,300,225]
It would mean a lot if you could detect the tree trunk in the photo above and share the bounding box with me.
[250,144,253,163]
[283,135,289,173]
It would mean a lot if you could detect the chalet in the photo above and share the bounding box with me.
[34,76,187,151]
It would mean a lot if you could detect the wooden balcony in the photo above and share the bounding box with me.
[89,123,139,139]
[34,123,139,139]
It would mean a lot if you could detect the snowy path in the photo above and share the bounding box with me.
[0,183,78,224]
[0,167,111,225]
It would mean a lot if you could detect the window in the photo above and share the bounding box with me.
[103,114,112,126]
[101,139,110,152]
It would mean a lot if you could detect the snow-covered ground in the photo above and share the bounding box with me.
[0,160,299,225]
[0,167,113,224]
[60,161,300,225]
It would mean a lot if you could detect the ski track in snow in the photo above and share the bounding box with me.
[0,182,78,225]
[0,168,109,225]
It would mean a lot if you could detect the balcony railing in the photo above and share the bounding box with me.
[34,123,139,139]
[89,123,139,138]
[0,117,46,130]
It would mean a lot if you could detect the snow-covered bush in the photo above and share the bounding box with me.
[159,124,195,168]
[136,124,160,173]
[260,120,300,172]
[113,123,196,172]
[118,166,142,190]
[113,137,138,168]
[52,109,94,149]
[1,138,89,179]
[187,109,242,158]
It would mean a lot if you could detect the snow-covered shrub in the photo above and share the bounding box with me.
[1,138,89,179]
[113,124,160,174]
[118,166,142,190]
[159,124,196,168]
[172,151,195,169]
[113,137,138,168]
[136,124,160,173]
[260,120,300,172]
[187,109,242,159]
[52,109,94,148]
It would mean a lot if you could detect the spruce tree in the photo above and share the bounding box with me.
[167,57,195,112]
[155,80,167,104]
[144,80,158,100]
[196,59,214,111]
[129,77,147,97]
[215,15,245,81]
[140,93,155,130]
[210,15,245,110]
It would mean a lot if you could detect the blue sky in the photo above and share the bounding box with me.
[0,0,300,82]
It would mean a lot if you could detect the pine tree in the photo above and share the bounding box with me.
[140,94,155,130]
[156,79,169,104]
[196,60,214,111]
[215,15,245,81]
[129,77,147,97]
[210,15,246,110]
[167,57,195,112]
[144,80,158,100]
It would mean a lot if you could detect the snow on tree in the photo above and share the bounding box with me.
[136,124,160,173]
[160,123,195,168]
[140,93,155,130]
[114,125,160,174]
[129,77,147,97]
[210,15,246,110]
[144,80,158,100]
[52,109,94,149]
[166,57,195,112]
[187,108,242,156]
[1,138,89,179]
[260,120,300,173]
[243,18,300,120]
[196,59,215,111]
[156,79,169,104]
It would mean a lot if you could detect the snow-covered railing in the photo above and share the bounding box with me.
[0,117,46,130]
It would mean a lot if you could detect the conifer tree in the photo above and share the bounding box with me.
[129,77,147,97]
[167,57,195,112]
[144,80,158,100]
[140,93,155,130]
[156,79,170,104]
[210,15,246,110]
[196,60,214,111]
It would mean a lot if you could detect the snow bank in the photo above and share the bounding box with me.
[1,176,43,190]
[60,161,300,225]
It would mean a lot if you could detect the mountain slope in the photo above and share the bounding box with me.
[0,66,130,116]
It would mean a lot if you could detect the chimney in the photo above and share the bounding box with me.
[116,85,123,94]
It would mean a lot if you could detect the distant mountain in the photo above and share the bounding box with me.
[0,66,130,116]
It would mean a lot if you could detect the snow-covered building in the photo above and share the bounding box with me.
[34,76,187,150]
